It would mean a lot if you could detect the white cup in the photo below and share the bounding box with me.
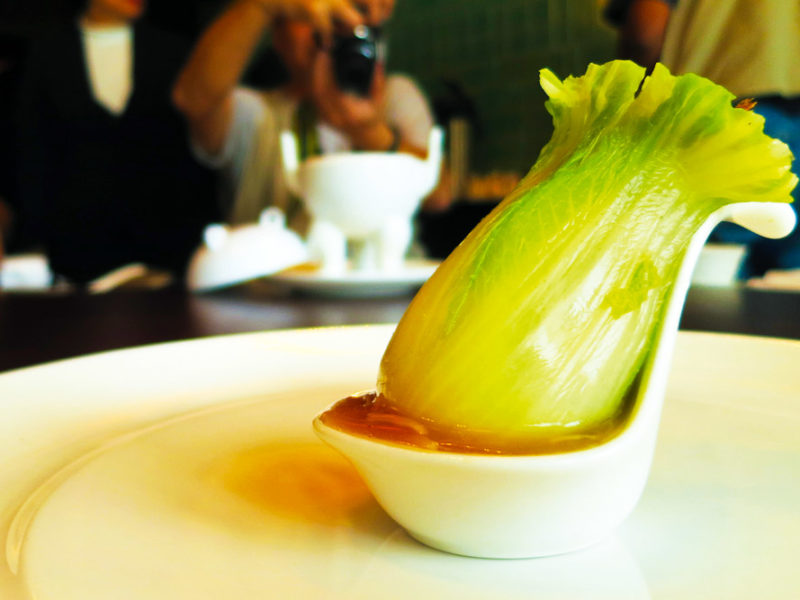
[281,127,444,274]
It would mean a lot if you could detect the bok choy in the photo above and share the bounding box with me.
[377,61,796,448]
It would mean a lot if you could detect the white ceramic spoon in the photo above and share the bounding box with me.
[314,201,796,559]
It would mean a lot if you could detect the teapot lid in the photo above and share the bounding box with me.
[186,208,310,291]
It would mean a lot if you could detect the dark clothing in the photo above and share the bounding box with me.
[18,23,218,283]
[0,64,20,244]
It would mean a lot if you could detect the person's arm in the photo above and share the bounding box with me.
[172,0,362,155]
[382,74,435,157]
[617,0,672,71]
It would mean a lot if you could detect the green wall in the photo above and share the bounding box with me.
[387,0,616,174]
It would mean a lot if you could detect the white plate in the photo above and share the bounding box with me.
[1,327,799,599]
[268,259,439,298]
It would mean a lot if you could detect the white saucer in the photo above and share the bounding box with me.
[268,259,439,298]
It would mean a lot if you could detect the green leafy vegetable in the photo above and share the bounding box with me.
[377,61,796,447]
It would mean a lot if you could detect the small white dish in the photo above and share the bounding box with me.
[314,201,796,559]
[268,258,439,298]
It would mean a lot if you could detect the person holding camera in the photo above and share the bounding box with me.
[172,0,436,228]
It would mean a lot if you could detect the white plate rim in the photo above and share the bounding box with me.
[1,327,799,599]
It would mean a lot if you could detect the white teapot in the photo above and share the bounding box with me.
[281,127,443,274]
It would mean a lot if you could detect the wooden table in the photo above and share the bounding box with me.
[1,284,799,373]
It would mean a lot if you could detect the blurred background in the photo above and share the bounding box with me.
[2,0,795,285]
[0,0,616,172]
[389,0,614,175]
[1,0,799,371]
[0,0,617,263]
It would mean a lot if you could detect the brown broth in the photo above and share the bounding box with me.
[319,391,632,456]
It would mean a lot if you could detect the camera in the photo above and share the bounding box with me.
[330,24,381,97]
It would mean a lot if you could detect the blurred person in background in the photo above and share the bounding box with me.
[0,32,25,261]
[172,0,441,230]
[606,0,800,278]
[16,0,218,285]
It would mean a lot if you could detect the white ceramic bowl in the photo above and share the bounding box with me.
[314,201,796,559]
[281,128,443,239]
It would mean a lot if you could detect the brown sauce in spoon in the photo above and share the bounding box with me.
[319,390,633,456]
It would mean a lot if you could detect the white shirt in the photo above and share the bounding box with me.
[80,21,133,115]
[661,0,800,98]
[193,74,435,225]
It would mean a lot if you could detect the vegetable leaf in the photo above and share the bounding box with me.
[377,61,796,447]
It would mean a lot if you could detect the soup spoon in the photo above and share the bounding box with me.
[314,201,795,559]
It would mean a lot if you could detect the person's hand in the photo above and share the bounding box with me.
[310,53,396,150]
[251,0,393,40]
[358,0,395,26]
[250,0,363,43]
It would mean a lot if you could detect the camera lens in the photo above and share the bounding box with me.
[331,26,379,97]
